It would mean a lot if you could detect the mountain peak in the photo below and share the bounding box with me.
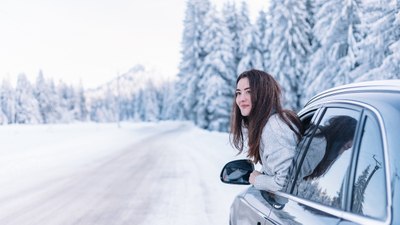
[85,64,171,100]
[128,64,145,73]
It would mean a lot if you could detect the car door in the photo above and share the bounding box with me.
[265,105,362,225]
[230,186,272,225]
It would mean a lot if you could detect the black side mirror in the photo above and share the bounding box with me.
[220,159,254,185]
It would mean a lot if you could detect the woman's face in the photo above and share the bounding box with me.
[236,77,252,117]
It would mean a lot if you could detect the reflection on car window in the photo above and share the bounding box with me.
[351,115,387,219]
[294,108,359,210]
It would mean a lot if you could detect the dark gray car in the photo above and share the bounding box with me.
[221,80,400,225]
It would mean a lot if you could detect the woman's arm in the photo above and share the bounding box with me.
[252,115,298,192]
[252,147,296,191]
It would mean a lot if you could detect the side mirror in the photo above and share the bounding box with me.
[220,159,254,185]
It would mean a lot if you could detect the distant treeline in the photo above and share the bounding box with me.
[1,0,399,132]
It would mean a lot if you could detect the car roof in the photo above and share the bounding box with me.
[304,79,400,108]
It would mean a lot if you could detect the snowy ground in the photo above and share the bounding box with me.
[0,121,247,225]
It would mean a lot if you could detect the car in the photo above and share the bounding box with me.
[220,80,400,225]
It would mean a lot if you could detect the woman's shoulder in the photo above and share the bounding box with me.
[261,113,298,151]
[266,113,291,131]
[264,113,298,139]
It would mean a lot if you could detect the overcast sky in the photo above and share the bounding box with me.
[0,0,268,88]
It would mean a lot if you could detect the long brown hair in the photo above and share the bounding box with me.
[230,69,303,164]
[304,116,357,179]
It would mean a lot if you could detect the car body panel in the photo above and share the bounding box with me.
[267,194,342,225]
[230,188,270,225]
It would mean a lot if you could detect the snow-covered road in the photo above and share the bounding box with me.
[0,122,246,225]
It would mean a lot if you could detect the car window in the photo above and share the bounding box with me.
[351,113,387,220]
[293,107,360,210]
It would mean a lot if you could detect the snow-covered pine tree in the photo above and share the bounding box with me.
[142,80,160,122]
[57,81,77,122]
[196,6,236,131]
[14,73,42,124]
[256,9,272,72]
[75,82,88,121]
[78,82,89,121]
[48,79,63,122]
[132,90,143,121]
[175,0,210,122]
[336,0,363,85]
[88,97,101,122]
[159,80,179,120]
[222,1,241,75]
[104,86,118,122]
[35,71,47,123]
[236,2,263,74]
[268,0,312,110]
[92,100,107,122]
[0,107,6,124]
[0,79,15,124]
[354,0,400,81]
[0,80,8,125]
[118,96,133,121]
[305,0,347,101]
[35,71,61,123]
[304,0,362,102]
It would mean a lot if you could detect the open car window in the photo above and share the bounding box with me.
[283,109,320,194]
[291,107,360,210]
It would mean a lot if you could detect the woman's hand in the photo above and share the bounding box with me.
[249,170,262,184]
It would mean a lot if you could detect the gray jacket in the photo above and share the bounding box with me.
[253,113,298,192]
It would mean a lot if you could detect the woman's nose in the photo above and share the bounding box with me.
[238,94,245,102]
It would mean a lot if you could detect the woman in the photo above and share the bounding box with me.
[230,69,302,192]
